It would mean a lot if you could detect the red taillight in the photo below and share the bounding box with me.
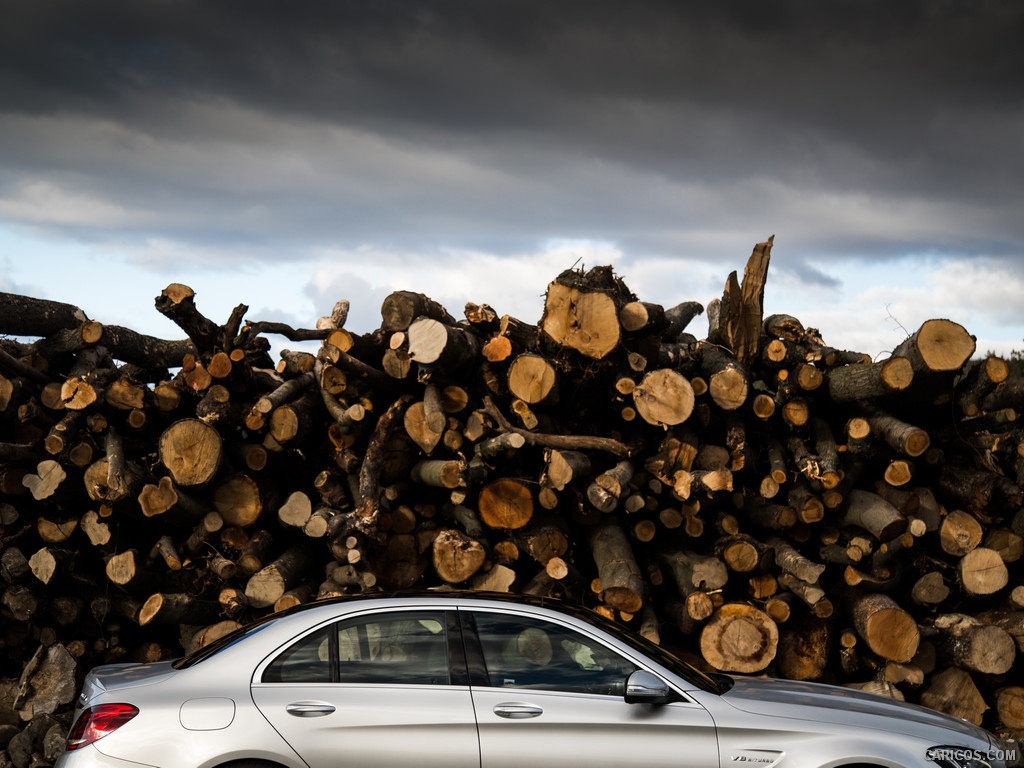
[65,704,139,750]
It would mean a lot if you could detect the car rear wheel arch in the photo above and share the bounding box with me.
[216,759,290,768]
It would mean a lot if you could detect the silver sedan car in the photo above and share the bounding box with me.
[56,592,1008,768]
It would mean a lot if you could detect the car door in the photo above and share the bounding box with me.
[251,609,479,768]
[464,609,720,768]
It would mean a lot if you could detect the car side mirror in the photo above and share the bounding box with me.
[624,670,673,705]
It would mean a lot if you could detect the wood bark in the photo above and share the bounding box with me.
[590,522,644,613]
[777,615,831,681]
[712,237,772,368]
[892,319,976,375]
[827,357,914,402]
[138,593,223,626]
[244,545,313,608]
[929,613,1016,675]
[380,290,457,332]
[921,667,988,726]
[840,489,908,542]
[154,284,223,355]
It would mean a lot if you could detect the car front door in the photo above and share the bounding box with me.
[464,609,720,768]
[251,609,479,768]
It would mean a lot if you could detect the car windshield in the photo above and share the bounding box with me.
[567,604,730,694]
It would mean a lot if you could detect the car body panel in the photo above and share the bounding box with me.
[721,676,995,745]
[690,680,1000,768]
[471,688,719,768]
[75,662,177,703]
[459,602,719,768]
[61,648,309,768]
[251,683,479,768]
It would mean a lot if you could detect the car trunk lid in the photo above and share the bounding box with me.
[77,661,178,707]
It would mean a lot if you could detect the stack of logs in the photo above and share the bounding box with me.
[2,237,1024,767]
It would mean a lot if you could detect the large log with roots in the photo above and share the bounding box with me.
[2,246,1024,767]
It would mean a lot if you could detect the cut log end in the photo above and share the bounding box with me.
[913,319,977,372]
[478,479,534,530]
[700,603,778,674]
[854,594,920,663]
[541,281,621,360]
[958,547,1009,597]
[159,419,223,487]
[633,369,694,427]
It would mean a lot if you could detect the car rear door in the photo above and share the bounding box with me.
[251,609,479,768]
[463,608,720,768]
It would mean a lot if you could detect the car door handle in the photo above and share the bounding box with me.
[493,703,543,719]
[285,702,336,717]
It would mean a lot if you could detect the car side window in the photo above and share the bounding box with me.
[471,612,638,696]
[337,612,449,685]
[262,611,449,685]
[262,626,333,683]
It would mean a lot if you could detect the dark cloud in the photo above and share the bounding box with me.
[2,0,1023,283]
[779,260,843,290]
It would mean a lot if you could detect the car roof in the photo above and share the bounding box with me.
[281,589,591,617]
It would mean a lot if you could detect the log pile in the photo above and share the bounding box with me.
[2,239,1024,765]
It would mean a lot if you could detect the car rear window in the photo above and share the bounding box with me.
[173,617,278,669]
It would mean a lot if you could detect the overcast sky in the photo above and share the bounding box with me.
[2,1,1023,360]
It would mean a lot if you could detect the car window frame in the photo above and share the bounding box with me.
[255,608,468,687]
